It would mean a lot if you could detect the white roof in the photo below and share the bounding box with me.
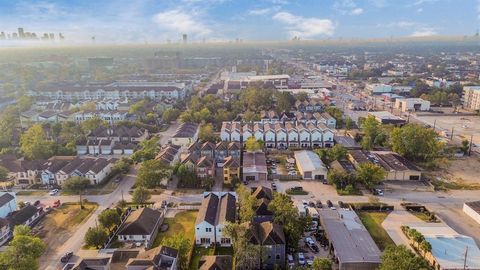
[294,150,327,172]
[409,224,480,269]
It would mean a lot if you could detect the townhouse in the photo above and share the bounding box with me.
[155,144,181,166]
[29,81,190,101]
[77,126,149,155]
[41,157,117,185]
[195,192,236,247]
[181,153,215,179]
[222,156,240,185]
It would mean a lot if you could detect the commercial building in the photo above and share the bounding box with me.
[294,150,327,180]
[368,111,406,125]
[394,98,430,112]
[365,83,392,94]
[348,150,422,181]
[319,209,381,270]
[407,224,480,270]
[242,152,268,182]
[463,86,480,111]
[463,201,480,225]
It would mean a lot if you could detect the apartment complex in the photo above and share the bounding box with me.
[463,86,480,111]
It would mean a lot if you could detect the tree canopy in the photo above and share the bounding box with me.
[132,186,151,205]
[136,159,171,188]
[161,234,191,270]
[390,123,443,162]
[356,162,386,190]
[84,226,108,249]
[245,137,264,152]
[62,176,90,208]
[20,124,55,160]
[98,208,121,230]
[380,245,429,270]
[0,225,45,270]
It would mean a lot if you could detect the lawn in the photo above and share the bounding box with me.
[411,211,440,223]
[336,188,363,196]
[189,247,214,270]
[152,210,198,247]
[16,190,48,196]
[56,202,98,229]
[357,211,395,251]
[286,189,308,195]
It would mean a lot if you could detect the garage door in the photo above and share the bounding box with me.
[304,172,312,179]
[246,176,256,181]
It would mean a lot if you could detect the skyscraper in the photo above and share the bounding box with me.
[182,34,187,44]
[18,27,24,39]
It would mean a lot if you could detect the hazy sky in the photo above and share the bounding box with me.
[0,0,479,44]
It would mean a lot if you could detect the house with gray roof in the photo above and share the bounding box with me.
[195,192,236,247]
[117,207,164,249]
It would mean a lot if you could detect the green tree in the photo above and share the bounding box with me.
[360,115,381,150]
[223,222,262,269]
[161,234,191,270]
[81,117,108,133]
[136,159,171,188]
[113,157,132,174]
[198,123,217,142]
[245,137,264,152]
[132,186,151,205]
[312,257,332,270]
[236,184,257,222]
[325,106,344,128]
[0,106,19,149]
[16,96,34,112]
[98,208,121,230]
[275,91,295,112]
[296,92,309,102]
[240,87,274,112]
[20,124,55,160]
[0,165,8,180]
[268,193,307,250]
[327,168,356,190]
[131,137,160,162]
[356,162,386,190]
[62,176,90,208]
[390,123,443,162]
[380,245,429,270]
[84,227,108,249]
[162,108,180,123]
[0,225,45,270]
[460,139,470,155]
[243,110,260,122]
[345,117,355,130]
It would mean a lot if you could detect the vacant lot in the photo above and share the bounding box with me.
[357,211,395,251]
[434,156,480,186]
[416,114,480,146]
[36,202,97,267]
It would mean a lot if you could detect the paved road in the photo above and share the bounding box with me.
[157,121,180,146]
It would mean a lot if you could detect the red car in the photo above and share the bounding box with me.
[53,200,61,208]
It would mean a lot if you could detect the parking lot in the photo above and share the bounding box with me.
[415,114,480,146]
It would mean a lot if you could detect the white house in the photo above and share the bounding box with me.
[220,122,231,141]
[264,124,276,148]
[118,207,164,248]
[242,123,253,141]
[253,123,264,142]
[298,124,311,148]
[195,192,236,247]
[0,193,16,219]
[275,123,287,149]
[308,123,323,148]
[230,122,241,142]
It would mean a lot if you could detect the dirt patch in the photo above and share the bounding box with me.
[35,203,97,267]
[435,156,480,185]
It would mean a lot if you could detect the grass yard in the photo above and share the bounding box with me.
[153,210,198,247]
[357,211,395,251]
[56,202,98,229]
[411,211,440,223]
[336,188,363,196]
[16,190,48,196]
[286,189,309,195]
[189,247,214,270]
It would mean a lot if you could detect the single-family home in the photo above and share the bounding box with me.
[117,207,164,248]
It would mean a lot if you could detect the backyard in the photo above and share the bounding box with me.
[357,211,396,251]
[152,210,198,247]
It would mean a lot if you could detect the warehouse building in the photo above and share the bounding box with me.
[348,150,422,181]
[319,209,381,270]
[294,150,327,180]
[242,152,267,182]
[394,98,430,112]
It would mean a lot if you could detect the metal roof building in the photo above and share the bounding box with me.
[294,150,327,180]
[319,209,381,270]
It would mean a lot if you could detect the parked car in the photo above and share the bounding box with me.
[33,200,40,206]
[306,255,314,266]
[304,236,315,246]
[271,183,277,191]
[308,201,315,207]
[326,200,333,208]
[53,200,61,208]
[297,253,305,266]
[49,189,59,196]
[375,189,384,196]
[316,200,323,208]
[287,254,295,268]
[291,186,303,191]
[60,252,73,263]
[161,200,167,208]
[302,200,308,206]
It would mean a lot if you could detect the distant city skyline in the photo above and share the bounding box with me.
[0,0,479,44]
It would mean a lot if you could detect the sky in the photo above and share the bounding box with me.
[0,0,479,44]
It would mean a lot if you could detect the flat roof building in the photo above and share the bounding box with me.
[463,201,480,225]
[319,209,381,270]
[463,86,480,111]
[242,152,267,182]
[368,111,406,125]
[294,150,327,180]
[348,150,422,181]
[394,98,430,112]
[407,223,480,270]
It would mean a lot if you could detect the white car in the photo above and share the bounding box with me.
[297,253,305,265]
[287,254,295,268]
[49,189,59,196]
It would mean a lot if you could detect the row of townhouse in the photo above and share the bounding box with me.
[259,110,336,128]
[221,122,335,149]
[186,141,242,183]
[38,156,117,186]
[77,126,149,155]
[20,109,132,128]
[29,81,191,101]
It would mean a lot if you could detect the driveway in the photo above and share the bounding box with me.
[381,210,425,250]
[157,121,180,145]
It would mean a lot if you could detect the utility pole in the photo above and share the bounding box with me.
[433,119,436,130]
[450,127,454,141]
[469,135,473,156]
[463,246,468,270]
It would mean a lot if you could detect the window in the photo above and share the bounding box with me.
[276,254,280,260]
[206,228,212,232]
[221,238,231,244]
